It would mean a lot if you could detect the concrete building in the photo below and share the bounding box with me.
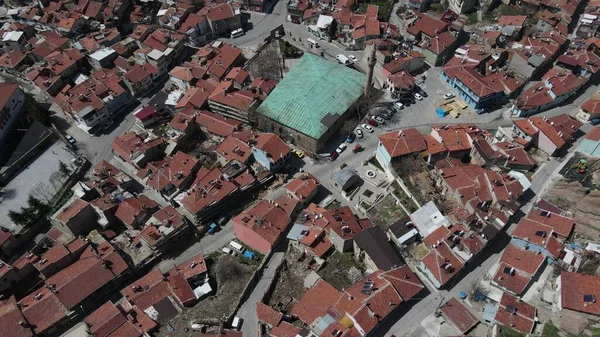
[252,133,291,172]
[88,48,118,69]
[0,83,24,145]
[256,53,366,153]
[578,126,600,156]
[51,198,98,238]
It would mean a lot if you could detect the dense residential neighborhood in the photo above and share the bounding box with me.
[1,0,600,335]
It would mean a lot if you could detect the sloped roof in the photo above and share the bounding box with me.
[256,53,365,139]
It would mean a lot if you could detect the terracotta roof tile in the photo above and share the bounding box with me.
[378,128,427,158]
[291,279,341,325]
[494,293,536,334]
[196,110,241,137]
[560,271,600,316]
[256,302,282,327]
[439,297,478,334]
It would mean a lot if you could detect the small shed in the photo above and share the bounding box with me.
[333,167,360,191]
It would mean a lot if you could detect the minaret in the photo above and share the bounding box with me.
[364,44,377,97]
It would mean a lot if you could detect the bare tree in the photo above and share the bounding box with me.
[30,182,55,203]
[247,41,283,81]
[49,172,64,191]
[215,256,243,282]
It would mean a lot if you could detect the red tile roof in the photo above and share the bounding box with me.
[494,244,545,295]
[406,14,448,38]
[270,321,301,337]
[560,271,600,316]
[196,110,241,137]
[175,87,210,110]
[285,175,318,201]
[179,167,241,215]
[256,302,283,327]
[142,152,199,191]
[19,288,68,334]
[54,198,89,223]
[585,126,600,142]
[581,98,600,115]
[216,135,252,163]
[115,195,159,227]
[209,86,258,113]
[111,132,165,165]
[254,133,290,163]
[225,67,249,85]
[522,209,575,239]
[0,296,33,337]
[170,253,207,280]
[439,297,478,334]
[494,293,536,334]
[291,279,341,325]
[233,200,293,248]
[84,301,150,337]
[45,243,127,309]
[421,241,464,287]
[378,129,427,158]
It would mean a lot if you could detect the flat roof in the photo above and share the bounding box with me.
[89,48,116,61]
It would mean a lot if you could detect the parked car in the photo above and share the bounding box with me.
[208,223,218,235]
[349,55,358,62]
[366,118,378,127]
[444,93,455,99]
[352,144,364,153]
[346,133,356,143]
[394,101,404,110]
[65,135,76,146]
[415,86,428,97]
[380,111,392,119]
[355,128,363,138]
[330,151,339,161]
[361,123,374,132]
[231,317,243,330]
[373,116,385,125]
[591,119,600,125]
[222,247,235,255]
[291,148,305,158]
[336,143,347,154]
[413,92,423,101]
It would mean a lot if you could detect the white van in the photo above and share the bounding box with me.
[230,28,244,38]
[229,241,245,253]
[307,38,319,48]
[231,316,243,330]
[336,54,350,65]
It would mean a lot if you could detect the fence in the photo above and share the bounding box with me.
[0,128,54,185]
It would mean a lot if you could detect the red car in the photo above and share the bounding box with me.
[366,118,378,127]
[330,151,339,161]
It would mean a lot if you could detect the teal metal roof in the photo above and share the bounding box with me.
[256,53,366,139]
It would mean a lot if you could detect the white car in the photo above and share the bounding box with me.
[65,135,76,145]
[394,101,404,109]
[413,93,423,101]
[361,124,374,133]
[336,143,347,154]
[444,93,455,99]
[373,116,385,125]
[355,128,363,138]
[349,55,358,62]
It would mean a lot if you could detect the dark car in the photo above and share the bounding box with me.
[591,119,600,125]
[330,151,339,161]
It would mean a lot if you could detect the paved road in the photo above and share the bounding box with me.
[157,221,236,273]
[236,251,285,337]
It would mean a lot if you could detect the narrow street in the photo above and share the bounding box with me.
[236,251,285,337]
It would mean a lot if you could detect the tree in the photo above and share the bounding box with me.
[328,19,338,40]
[30,181,55,203]
[58,161,71,178]
[25,94,51,126]
[8,209,29,227]
[27,195,49,216]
